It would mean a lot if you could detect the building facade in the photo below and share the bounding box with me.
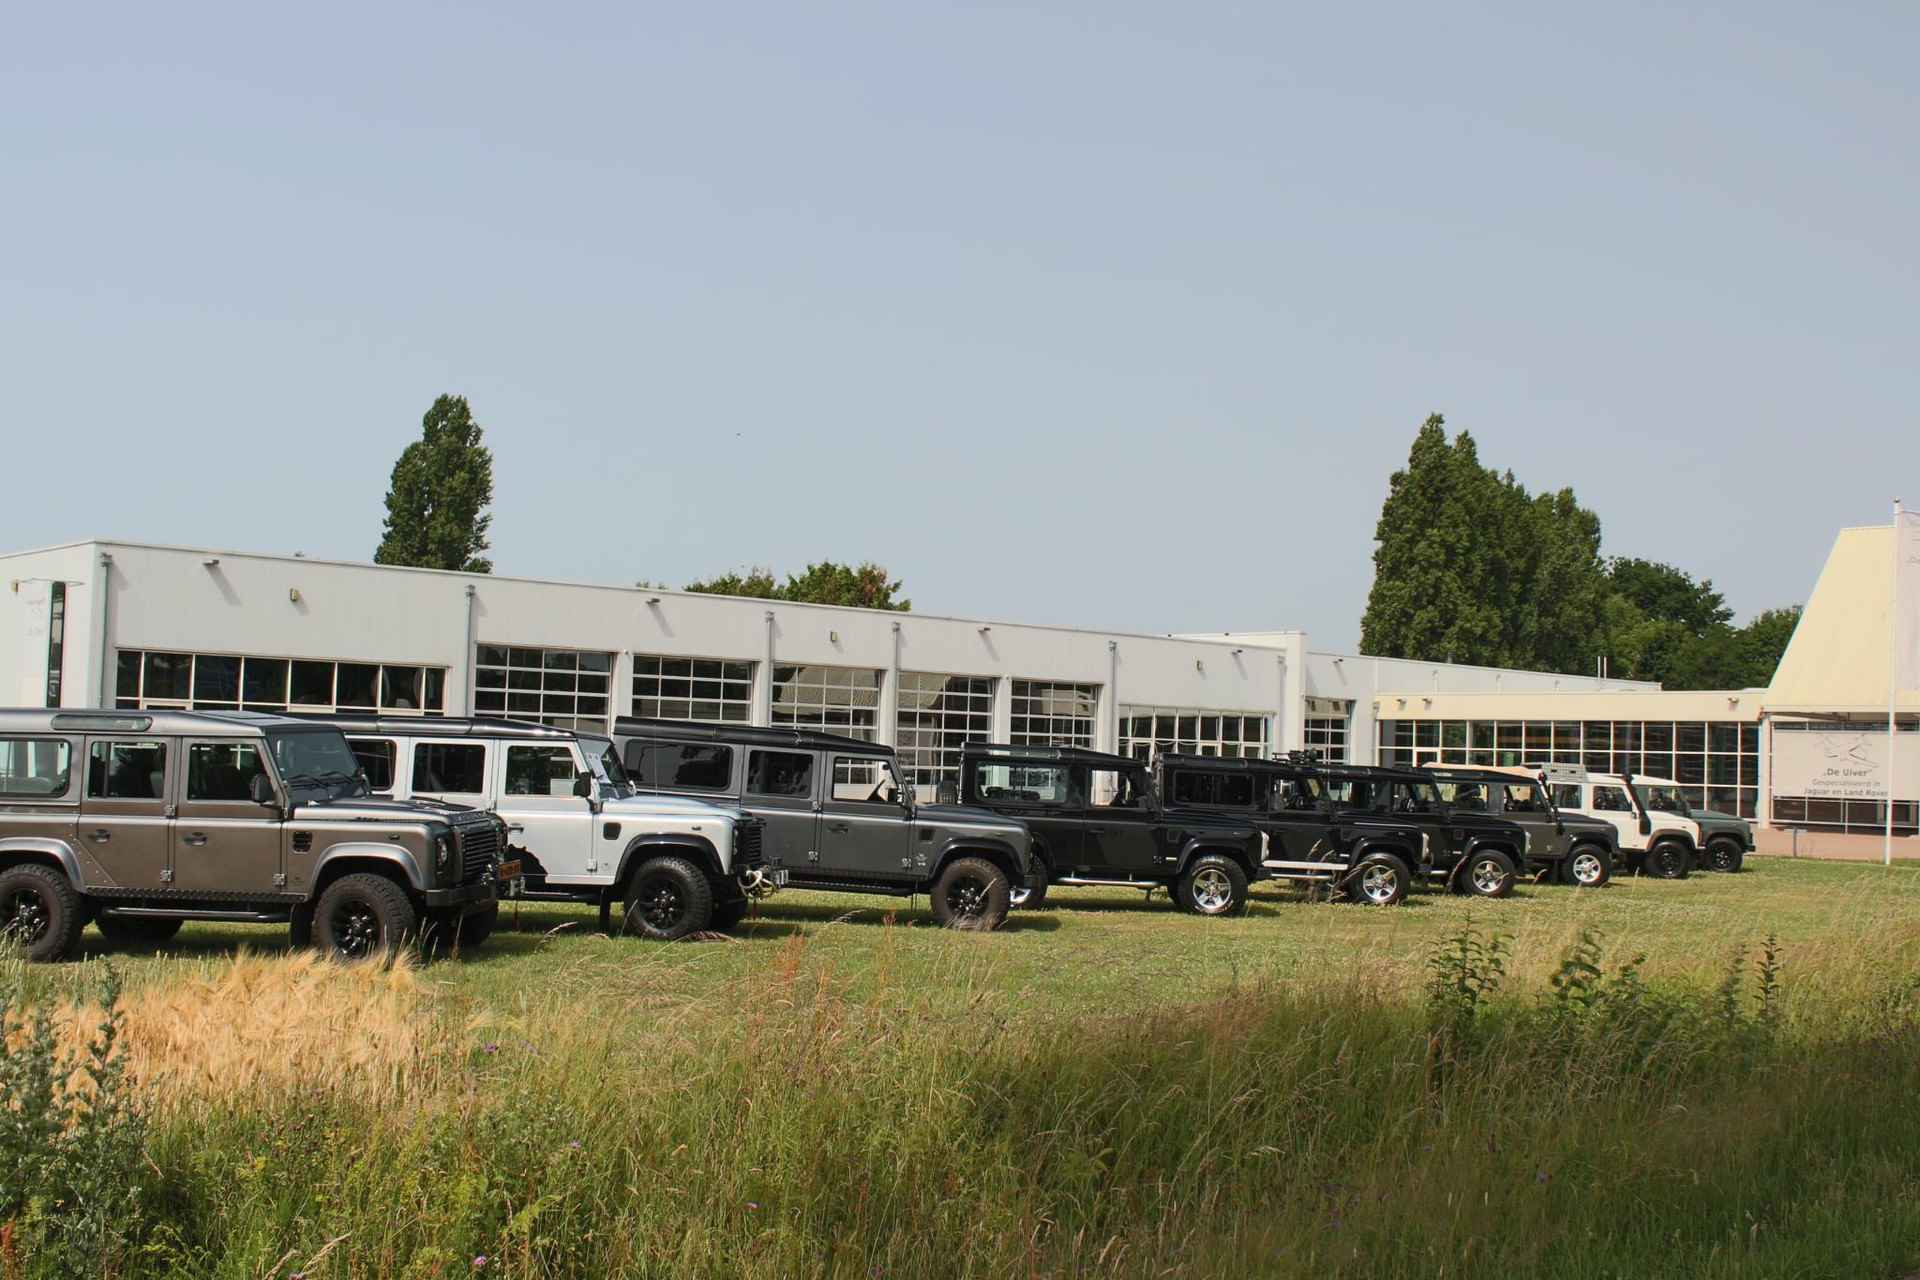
[2,524,1913,838]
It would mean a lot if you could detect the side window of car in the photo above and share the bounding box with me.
[186,741,269,802]
[747,750,814,799]
[831,756,901,805]
[414,743,487,798]
[1503,784,1544,813]
[1442,782,1488,811]
[0,738,72,798]
[1090,768,1151,808]
[348,738,398,792]
[1550,784,1583,809]
[86,740,168,800]
[628,742,734,791]
[971,764,1075,804]
[506,745,580,797]
[1275,776,1324,812]
[1593,785,1631,812]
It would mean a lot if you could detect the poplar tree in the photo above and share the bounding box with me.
[374,394,495,573]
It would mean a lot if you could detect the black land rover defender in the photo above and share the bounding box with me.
[612,718,1034,930]
[957,742,1267,916]
[1425,765,1620,887]
[1324,764,1530,898]
[1155,753,1427,905]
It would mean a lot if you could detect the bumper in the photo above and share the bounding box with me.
[420,880,499,909]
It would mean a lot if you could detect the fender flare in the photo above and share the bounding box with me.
[312,842,426,892]
[1175,837,1256,879]
[616,835,723,888]
[932,837,1027,885]
[0,837,85,886]
[1648,829,1698,854]
[1351,837,1417,871]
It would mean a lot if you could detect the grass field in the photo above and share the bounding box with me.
[8,857,1920,1279]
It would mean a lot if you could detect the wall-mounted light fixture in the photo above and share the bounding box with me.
[1231,647,1245,656]
[1195,659,1205,673]
[977,625,992,635]
[1727,695,1741,709]
[288,588,302,604]
[646,596,661,605]
[1421,697,1433,708]
[829,630,840,644]
[202,557,220,568]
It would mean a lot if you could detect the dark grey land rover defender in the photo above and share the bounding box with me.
[0,709,504,962]
[612,718,1034,930]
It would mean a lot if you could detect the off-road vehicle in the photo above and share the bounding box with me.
[1632,775,1752,873]
[0,708,503,962]
[612,718,1033,930]
[298,714,780,940]
[1155,752,1426,905]
[1324,764,1532,899]
[1533,763,1698,878]
[958,742,1267,916]
[1425,764,1620,887]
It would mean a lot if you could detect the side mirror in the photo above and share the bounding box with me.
[573,771,594,799]
[250,773,279,807]
[1638,815,1652,837]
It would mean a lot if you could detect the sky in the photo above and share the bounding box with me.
[3,1,1916,651]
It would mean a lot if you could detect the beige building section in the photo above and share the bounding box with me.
[1766,524,1920,718]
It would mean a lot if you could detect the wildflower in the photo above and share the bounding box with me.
[569,1140,583,1150]
[1535,1170,1551,1185]
[483,1043,499,1054]
[473,1256,488,1270]
[746,1202,761,1211]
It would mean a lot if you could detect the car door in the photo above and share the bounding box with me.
[78,736,175,890]
[1586,783,1641,851]
[1494,782,1560,858]
[172,738,284,894]
[742,748,821,874]
[496,741,596,881]
[816,754,912,882]
[967,759,1082,872]
[1081,766,1161,875]
[1265,772,1338,862]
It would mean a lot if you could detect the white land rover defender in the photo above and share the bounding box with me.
[1532,762,1699,879]
[297,715,781,939]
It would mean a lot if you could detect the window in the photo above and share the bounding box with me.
[1550,784,1582,809]
[1592,785,1633,813]
[747,750,814,799]
[1324,777,1376,809]
[1170,770,1255,808]
[970,763,1076,805]
[1503,783,1547,814]
[348,738,399,791]
[771,665,882,739]
[1010,681,1098,748]
[186,742,269,802]
[413,743,486,796]
[505,745,581,797]
[627,742,735,791]
[831,756,902,804]
[897,672,994,799]
[1089,767,1150,808]
[44,583,65,707]
[1440,781,1489,811]
[1275,775,1324,811]
[87,741,167,800]
[1303,713,1348,762]
[631,655,753,723]
[1118,705,1270,761]
[114,650,445,716]
[0,739,71,797]
[1390,781,1442,814]
[475,645,613,730]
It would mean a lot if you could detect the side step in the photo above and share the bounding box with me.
[100,906,292,923]
[1053,876,1164,889]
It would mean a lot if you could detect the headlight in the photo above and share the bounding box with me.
[435,832,454,872]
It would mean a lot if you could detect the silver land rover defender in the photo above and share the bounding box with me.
[0,709,505,962]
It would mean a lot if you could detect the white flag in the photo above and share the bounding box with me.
[1896,508,1920,692]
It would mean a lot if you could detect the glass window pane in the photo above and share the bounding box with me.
[336,663,379,708]
[413,743,486,794]
[144,652,191,702]
[291,661,334,707]
[193,655,240,704]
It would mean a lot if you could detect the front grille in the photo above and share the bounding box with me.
[735,819,765,869]
[457,820,501,883]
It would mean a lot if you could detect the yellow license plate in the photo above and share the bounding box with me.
[496,860,523,881]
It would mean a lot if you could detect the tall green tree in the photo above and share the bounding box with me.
[685,561,911,611]
[374,394,495,572]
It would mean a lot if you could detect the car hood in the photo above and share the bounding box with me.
[605,792,745,821]
[1556,812,1617,833]
[1691,809,1750,830]
[292,796,476,826]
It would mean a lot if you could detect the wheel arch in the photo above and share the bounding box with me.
[311,848,423,898]
[0,838,84,886]
[1177,838,1257,879]
[614,836,722,896]
[932,839,1022,889]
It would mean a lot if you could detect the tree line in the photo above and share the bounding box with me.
[1359,414,1799,689]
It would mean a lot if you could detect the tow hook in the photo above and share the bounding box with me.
[742,867,780,899]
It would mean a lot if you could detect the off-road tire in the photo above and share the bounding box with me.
[96,914,185,945]
[1345,852,1410,906]
[0,864,84,963]
[929,856,1010,931]
[314,873,419,963]
[1562,843,1613,889]
[622,856,714,941]
[1459,848,1518,899]
[1706,840,1745,874]
[1010,854,1051,910]
[710,895,750,931]
[1177,854,1250,917]
[1646,840,1693,880]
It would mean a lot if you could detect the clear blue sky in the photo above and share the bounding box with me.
[4,2,1915,650]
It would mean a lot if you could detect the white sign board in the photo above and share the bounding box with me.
[1772,728,1920,802]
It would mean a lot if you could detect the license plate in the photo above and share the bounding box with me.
[496,860,523,881]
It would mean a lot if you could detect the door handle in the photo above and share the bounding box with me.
[88,829,111,843]
[826,822,850,834]
[183,832,209,847]
[1087,826,1108,834]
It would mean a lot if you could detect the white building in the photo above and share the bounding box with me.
[2,527,1912,841]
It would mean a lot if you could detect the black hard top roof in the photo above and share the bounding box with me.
[1157,753,1431,782]
[958,741,1141,769]
[613,716,897,757]
[282,712,587,741]
[1423,765,1542,783]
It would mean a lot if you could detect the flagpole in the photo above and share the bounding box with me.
[1889,499,1902,868]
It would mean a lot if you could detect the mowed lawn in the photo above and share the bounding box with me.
[43,854,1920,1017]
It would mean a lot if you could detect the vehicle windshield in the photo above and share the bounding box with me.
[578,736,633,793]
[1634,782,1692,815]
[266,729,369,800]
